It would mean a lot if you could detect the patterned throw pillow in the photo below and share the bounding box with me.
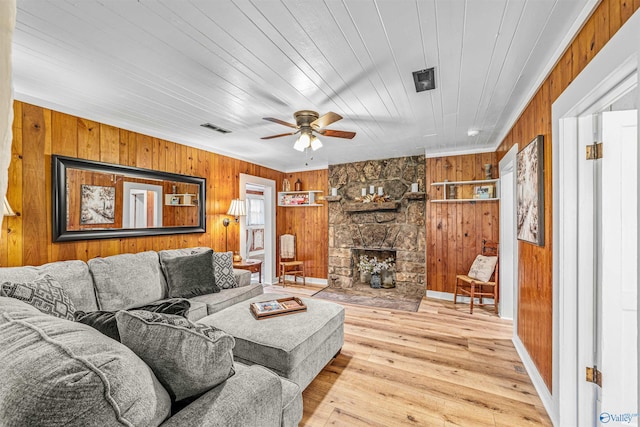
[1,274,76,320]
[74,298,191,342]
[212,251,237,289]
[115,310,236,402]
[467,255,498,282]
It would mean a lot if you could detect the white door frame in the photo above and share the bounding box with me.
[122,181,163,228]
[239,174,276,285]
[552,10,640,425]
[499,144,518,322]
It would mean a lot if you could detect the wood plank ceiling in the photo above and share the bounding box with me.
[12,0,593,172]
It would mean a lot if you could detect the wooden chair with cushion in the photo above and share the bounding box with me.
[454,239,499,314]
[278,234,305,287]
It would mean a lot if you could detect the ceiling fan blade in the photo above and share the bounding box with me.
[262,117,298,129]
[260,131,298,140]
[311,112,342,129]
[317,129,356,139]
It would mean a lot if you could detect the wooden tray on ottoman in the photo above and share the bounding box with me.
[250,297,307,319]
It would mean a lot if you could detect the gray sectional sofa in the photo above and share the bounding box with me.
[0,248,303,427]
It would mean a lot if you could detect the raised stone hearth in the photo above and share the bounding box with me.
[328,155,426,299]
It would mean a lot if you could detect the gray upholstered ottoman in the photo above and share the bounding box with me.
[198,293,344,390]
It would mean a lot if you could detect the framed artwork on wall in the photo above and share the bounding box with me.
[517,135,544,246]
[80,185,115,225]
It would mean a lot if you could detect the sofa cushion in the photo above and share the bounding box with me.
[0,260,98,312]
[186,300,208,322]
[213,251,237,289]
[116,310,236,402]
[88,251,166,311]
[189,282,264,315]
[74,298,191,342]
[0,297,171,426]
[1,274,76,320]
[160,249,219,298]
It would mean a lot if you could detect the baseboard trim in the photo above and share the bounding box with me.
[426,290,494,304]
[276,276,327,286]
[512,335,556,425]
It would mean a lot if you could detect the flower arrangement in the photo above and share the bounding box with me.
[358,255,395,275]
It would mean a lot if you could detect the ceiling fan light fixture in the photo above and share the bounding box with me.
[311,136,322,151]
[293,134,308,151]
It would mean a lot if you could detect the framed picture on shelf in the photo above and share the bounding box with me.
[517,134,545,246]
[473,185,493,199]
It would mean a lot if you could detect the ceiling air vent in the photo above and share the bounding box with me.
[200,123,231,134]
[412,68,435,92]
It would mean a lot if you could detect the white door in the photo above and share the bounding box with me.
[596,109,638,425]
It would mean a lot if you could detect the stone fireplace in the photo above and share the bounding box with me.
[327,155,426,299]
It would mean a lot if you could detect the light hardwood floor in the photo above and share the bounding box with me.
[265,284,552,427]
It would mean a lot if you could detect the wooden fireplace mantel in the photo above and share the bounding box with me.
[342,201,400,212]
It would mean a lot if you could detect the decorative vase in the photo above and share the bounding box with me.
[294,179,302,191]
[448,185,456,199]
[360,271,371,284]
[370,273,381,288]
[381,270,396,288]
[484,164,492,179]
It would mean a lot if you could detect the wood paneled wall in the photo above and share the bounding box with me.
[496,0,640,391]
[277,170,329,279]
[425,153,499,294]
[0,101,296,270]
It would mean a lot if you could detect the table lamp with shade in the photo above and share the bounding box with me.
[222,198,246,262]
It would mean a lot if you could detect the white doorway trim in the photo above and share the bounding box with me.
[499,144,518,321]
[552,10,640,426]
[239,174,276,285]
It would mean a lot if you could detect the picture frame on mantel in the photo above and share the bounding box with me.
[516,135,544,246]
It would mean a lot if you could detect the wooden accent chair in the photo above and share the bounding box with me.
[454,240,499,314]
[278,234,305,286]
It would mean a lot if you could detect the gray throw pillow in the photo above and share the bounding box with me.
[1,274,76,320]
[160,249,219,298]
[212,251,237,289]
[115,310,236,402]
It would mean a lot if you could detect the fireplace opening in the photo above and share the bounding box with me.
[351,248,396,288]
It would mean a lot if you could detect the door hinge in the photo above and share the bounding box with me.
[586,366,603,387]
[586,142,603,160]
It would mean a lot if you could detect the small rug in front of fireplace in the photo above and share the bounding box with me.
[312,288,422,312]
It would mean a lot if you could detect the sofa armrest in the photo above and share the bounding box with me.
[233,269,252,287]
[160,365,283,427]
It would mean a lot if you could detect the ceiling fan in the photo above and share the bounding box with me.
[261,110,356,152]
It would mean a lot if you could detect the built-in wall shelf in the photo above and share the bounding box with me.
[430,178,499,203]
[343,201,400,212]
[165,193,198,206]
[278,190,323,207]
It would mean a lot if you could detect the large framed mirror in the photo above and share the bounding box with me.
[52,155,206,242]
